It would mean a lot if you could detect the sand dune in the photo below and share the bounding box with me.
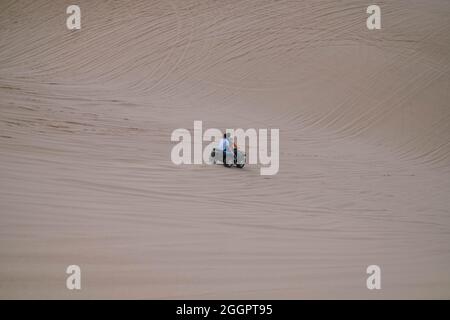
[1,0,449,298]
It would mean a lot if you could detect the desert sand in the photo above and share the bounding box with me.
[1,0,449,299]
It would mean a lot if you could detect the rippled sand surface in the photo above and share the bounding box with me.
[1,0,449,298]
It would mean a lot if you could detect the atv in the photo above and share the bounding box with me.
[210,148,246,168]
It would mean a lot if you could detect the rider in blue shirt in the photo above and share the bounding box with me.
[217,133,232,166]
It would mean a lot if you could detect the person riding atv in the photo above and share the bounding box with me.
[210,133,246,168]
